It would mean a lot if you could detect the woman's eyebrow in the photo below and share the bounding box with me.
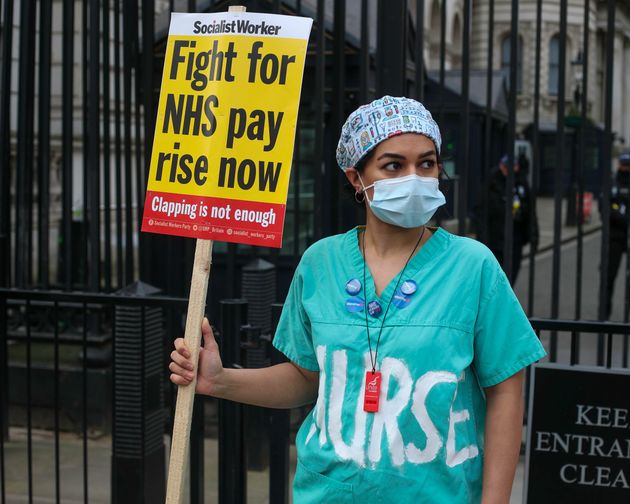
[376,152,406,161]
[417,150,436,159]
[376,150,436,161]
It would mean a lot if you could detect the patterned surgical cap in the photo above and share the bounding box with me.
[336,96,442,171]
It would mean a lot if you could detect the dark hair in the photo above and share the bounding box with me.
[342,150,377,206]
[353,149,377,174]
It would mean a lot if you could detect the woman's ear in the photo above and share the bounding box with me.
[344,167,362,193]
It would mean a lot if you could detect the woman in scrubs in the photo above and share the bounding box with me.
[170,96,546,503]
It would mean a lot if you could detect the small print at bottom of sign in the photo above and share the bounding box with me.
[142,190,285,247]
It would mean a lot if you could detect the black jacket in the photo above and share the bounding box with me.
[610,171,629,241]
[484,169,538,253]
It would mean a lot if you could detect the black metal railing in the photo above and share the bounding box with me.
[531,318,630,369]
[0,288,294,504]
[2,286,630,503]
[0,288,187,503]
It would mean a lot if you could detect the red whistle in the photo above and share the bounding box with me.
[363,371,382,413]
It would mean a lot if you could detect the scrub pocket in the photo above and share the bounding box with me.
[355,468,466,503]
[293,461,354,503]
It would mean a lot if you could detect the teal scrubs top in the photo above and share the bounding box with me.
[273,227,546,503]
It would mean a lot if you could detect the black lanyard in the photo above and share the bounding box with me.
[362,227,425,373]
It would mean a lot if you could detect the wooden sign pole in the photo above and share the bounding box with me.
[166,239,213,504]
[165,8,247,504]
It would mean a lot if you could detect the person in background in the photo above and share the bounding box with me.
[486,154,538,285]
[604,151,630,319]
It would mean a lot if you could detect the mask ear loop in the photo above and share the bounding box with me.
[356,172,373,205]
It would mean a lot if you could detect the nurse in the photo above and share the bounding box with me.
[170,96,546,503]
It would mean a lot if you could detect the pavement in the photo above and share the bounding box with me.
[0,197,608,504]
[1,427,277,504]
[523,196,601,256]
[441,195,602,254]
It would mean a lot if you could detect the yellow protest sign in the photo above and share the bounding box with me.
[142,12,312,247]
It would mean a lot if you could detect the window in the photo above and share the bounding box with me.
[451,14,462,69]
[429,0,442,68]
[501,34,523,93]
[548,35,560,95]
[280,117,316,256]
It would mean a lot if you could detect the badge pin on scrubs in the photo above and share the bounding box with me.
[345,279,364,313]
[392,290,411,309]
[392,280,417,309]
[400,279,417,295]
[345,297,365,313]
[345,278,362,295]
[367,301,382,317]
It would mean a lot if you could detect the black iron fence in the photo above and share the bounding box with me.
[0,288,294,503]
[0,288,187,503]
[1,286,630,503]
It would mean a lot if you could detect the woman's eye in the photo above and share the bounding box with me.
[420,159,436,169]
[382,162,401,171]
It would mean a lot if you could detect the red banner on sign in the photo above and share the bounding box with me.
[141,191,285,247]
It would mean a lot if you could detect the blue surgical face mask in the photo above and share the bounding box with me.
[359,174,446,228]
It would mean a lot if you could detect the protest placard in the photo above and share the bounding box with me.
[142,10,312,248]
[146,7,312,503]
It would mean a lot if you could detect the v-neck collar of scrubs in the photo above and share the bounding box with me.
[347,226,447,303]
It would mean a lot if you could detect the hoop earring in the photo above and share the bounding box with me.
[354,191,365,203]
